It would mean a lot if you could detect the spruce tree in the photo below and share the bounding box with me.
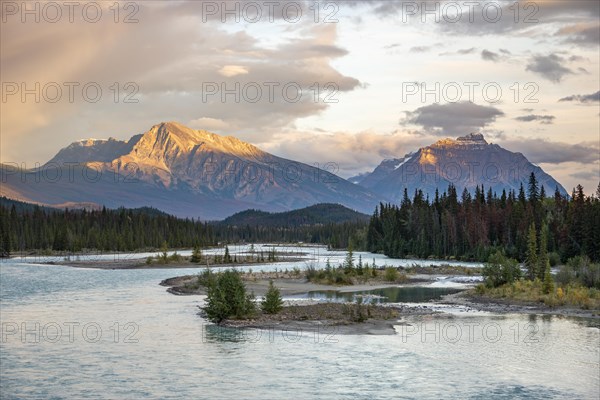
[537,224,549,280]
[344,244,355,274]
[261,281,283,314]
[191,246,202,263]
[224,245,231,263]
[525,223,538,280]
[542,266,555,294]
[528,172,539,202]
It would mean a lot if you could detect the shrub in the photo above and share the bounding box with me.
[203,269,256,323]
[548,252,561,267]
[579,262,600,290]
[563,256,600,289]
[159,241,169,263]
[168,252,183,263]
[555,264,576,286]
[261,281,283,314]
[482,251,521,288]
[305,265,318,281]
[384,267,399,282]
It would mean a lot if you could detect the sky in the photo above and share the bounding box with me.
[1,0,599,193]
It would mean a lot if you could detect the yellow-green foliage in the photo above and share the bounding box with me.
[474,279,600,310]
[384,267,409,283]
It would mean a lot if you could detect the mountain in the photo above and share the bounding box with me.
[220,203,370,227]
[354,133,568,201]
[1,122,382,220]
[46,136,142,165]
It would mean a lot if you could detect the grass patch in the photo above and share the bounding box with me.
[473,279,600,310]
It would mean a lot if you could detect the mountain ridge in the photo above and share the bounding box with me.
[1,122,383,219]
[220,203,370,227]
[1,126,569,218]
[354,133,568,201]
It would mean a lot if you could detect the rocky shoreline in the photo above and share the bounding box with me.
[208,302,433,336]
[162,272,600,326]
[441,291,600,319]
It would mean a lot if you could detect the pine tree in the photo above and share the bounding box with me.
[344,244,355,274]
[224,245,231,263]
[191,246,202,263]
[528,172,539,202]
[518,183,526,204]
[542,266,555,294]
[525,223,538,280]
[357,254,363,275]
[160,241,169,263]
[261,281,283,314]
[537,224,549,280]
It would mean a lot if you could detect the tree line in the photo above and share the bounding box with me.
[366,174,600,263]
[0,198,365,255]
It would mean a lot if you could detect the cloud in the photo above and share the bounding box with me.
[457,48,476,55]
[402,102,504,136]
[409,43,443,53]
[384,43,401,49]
[481,50,500,62]
[360,0,599,38]
[500,138,600,164]
[515,114,556,124]
[559,91,600,103]
[410,46,431,53]
[570,171,600,181]
[526,55,573,83]
[264,129,435,178]
[218,65,249,77]
[439,47,476,56]
[0,7,362,164]
[188,117,230,131]
[556,22,600,46]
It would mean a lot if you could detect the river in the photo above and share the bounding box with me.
[1,245,598,399]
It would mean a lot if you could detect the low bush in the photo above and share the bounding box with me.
[482,251,521,288]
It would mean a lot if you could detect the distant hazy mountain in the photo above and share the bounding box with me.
[1,122,382,220]
[354,133,568,202]
[220,203,370,227]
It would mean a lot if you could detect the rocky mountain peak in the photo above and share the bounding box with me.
[456,132,487,144]
[432,133,489,149]
[355,132,568,202]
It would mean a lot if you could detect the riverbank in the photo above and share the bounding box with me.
[161,274,423,297]
[41,257,305,270]
[441,291,600,319]
[163,271,600,321]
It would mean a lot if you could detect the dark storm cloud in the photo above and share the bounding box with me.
[402,102,504,136]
